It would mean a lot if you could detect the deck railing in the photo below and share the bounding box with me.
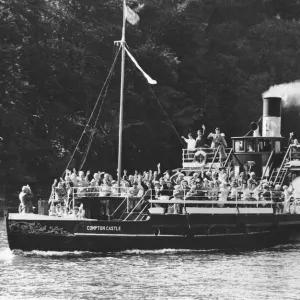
[182,147,232,168]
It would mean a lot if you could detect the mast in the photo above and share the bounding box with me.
[117,0,126,188]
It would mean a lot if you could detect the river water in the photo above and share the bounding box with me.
[0,217,300,300]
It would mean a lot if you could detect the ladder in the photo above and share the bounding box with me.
[269,167,288,187]
[269,145,292,187]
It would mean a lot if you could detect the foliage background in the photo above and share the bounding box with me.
[1,0,300,196]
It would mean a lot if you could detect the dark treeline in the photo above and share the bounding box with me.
[1,0,300,194]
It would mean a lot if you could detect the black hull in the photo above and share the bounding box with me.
[5,212,300,253]
[6,230,290,252]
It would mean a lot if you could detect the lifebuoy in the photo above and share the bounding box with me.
[194,150,207,165]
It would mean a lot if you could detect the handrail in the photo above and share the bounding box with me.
[123,193,147,221]
[69,186,141,198]
[223,148,233,168]
[261,149,274,181]
[274,144,291,185]
[134,202,150,221]
[208,145,220,172]
[148,200,273,204]
[108,197,128,220]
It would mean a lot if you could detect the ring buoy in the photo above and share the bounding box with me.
[194,150,207,166]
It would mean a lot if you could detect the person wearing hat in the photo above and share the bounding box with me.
[247,172,257,186]
[207,127,227,162]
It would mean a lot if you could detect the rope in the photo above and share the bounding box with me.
[62,44,122,177]
[79,62,115,170]
[147,83,185,146]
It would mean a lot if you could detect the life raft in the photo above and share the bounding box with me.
[194,150,207,166]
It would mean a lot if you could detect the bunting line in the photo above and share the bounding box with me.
[124,47,157,85]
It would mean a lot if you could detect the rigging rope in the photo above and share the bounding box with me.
[147,83,185,146]
[78,60,115,171]
[63,44,122,177]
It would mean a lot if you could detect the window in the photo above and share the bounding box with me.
[246,140,255,152]
[235,140,244,152]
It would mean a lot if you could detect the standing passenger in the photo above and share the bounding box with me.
[207,127,227,162]
[195,125,206,148]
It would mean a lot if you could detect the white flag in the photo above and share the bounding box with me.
[125,47,157,85]
[126,6,140,25]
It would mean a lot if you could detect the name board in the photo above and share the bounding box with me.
[86,226,121,232]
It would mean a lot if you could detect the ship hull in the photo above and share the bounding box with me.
[5,212,300,252]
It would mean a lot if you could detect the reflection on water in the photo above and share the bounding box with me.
[1,218,300,300]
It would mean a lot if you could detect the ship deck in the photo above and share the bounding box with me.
[9,213,97,221]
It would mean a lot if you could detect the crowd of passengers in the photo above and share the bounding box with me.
[48,127,300,212]
[50,165,293,208]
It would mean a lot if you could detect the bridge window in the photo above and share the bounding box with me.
[235,140,244,152]
[246,140,255,152]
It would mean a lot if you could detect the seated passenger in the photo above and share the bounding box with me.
[260,184,271,204]
[153,181,161,199]
[103,173,113,186]
[186,179,205,200]
[160,180,173,197]
[207,182,219,200]
[100,182,112,196]
[218,168,227,183]
[70,168,78,186]
[272,184,284,214]
[77,171,90,187]
[110,181,120,196]
[283,184,293,213]
[189,172,200,186]
[169,185,183,214]
[241,183,252,201]
[181,180,190,198]
[170,172,185,185]
[250,183,261,201]
[247,172,257,186]
[229,181,239,200]
[219,182,230,204]
[204,171,212,181]
[120,179,130,196]
[202,178,210,189]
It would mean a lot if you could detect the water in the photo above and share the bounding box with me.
[0,218,300,300]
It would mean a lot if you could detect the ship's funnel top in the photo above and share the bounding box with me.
[262,97,282,137]
[263,97,281,117]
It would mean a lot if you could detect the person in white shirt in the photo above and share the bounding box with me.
[182,133,196,150]
[218,182,231,207]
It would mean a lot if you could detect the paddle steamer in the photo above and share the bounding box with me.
[5,1,300,252]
